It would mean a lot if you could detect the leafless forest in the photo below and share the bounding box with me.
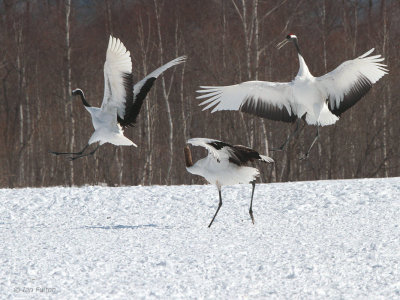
[0,0,399,188]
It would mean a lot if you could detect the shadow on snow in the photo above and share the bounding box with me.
[81,224,157,230]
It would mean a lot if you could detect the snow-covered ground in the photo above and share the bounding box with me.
[1,178,399,299]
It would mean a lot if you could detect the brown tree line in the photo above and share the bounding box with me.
[0,0,399,188]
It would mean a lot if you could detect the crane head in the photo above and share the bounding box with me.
[72,88,84,96]
[71,88,91,107]
[277,34,298,50]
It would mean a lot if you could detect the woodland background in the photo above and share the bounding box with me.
[0,0,399,188]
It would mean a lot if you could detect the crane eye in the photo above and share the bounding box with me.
[286,34,292,39]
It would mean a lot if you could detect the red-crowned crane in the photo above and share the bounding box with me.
[51,36,186,160]
[197,34,388,159]
[184,138,274,227]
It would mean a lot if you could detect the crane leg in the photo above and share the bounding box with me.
[249,181,256,224]
[270,119,303,152]
[301,126,319,160]
[49,144,89,156]
[208,187,223,228]
[68,144,101,161]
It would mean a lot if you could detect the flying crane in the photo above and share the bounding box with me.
[197,34,388,158]
[51,36,186,160]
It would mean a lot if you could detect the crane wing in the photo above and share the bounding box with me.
[316,48,388,116]
[119,56,187,128]
[232,145,274,165]
[197,81,296,123]
[101,36,133,119]
[187,138,232,162]
[187,138,273,166]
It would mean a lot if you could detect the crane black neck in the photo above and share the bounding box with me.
[73,89,91,107]
[293,39,302,55]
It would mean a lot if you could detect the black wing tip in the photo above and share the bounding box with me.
[328,75,373,116]
[207,141,232,150]
[205,140,264,166]
[232,145,263,165]
[118,73,152,128]
[240,97,297,123]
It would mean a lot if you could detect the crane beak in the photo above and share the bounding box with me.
[276,39,289,50]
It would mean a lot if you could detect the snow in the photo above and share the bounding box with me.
[1,178,399,299]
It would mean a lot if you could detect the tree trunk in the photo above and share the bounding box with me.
[154,0,175,184]
[63,0,74,185]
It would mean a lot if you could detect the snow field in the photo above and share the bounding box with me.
[0,178,399,299]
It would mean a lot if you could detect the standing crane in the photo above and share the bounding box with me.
[51,36,186,160]
[197,34,388,159]
[184,138,274,227]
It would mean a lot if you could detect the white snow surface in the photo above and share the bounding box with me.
[1,178,399,299]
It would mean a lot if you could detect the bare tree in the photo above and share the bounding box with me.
[0,0,397,188]
[137,13,155,185]
[62,0,74,185]
[153,0,181,184]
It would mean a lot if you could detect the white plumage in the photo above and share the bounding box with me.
[197,34,388,158]
[184,138,274,227]
[101,36,133,119]
[186,138,273,185]
[51,35,186,160]
[317,48,387,113]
